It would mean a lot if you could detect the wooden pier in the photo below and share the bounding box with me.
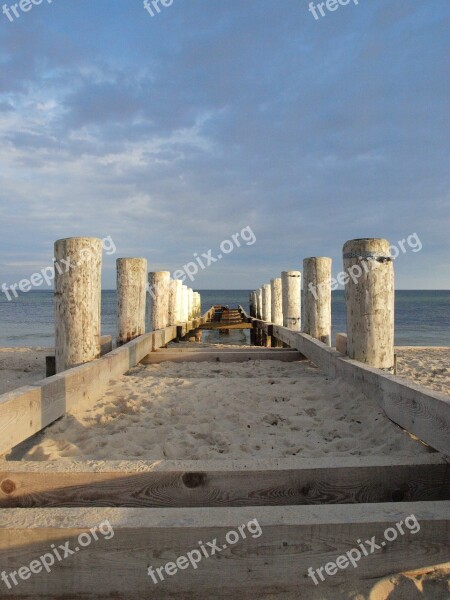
[199,305,252,331]
[0,236,449,599]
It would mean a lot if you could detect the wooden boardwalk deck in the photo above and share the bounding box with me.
[199,305,252,330]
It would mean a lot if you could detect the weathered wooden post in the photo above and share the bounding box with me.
[250,292,254,316]
[55,237,102,373]
[182,285,189,322]
[194,292,201,317]
[148,271,170,331]
[168,280,178,326]
[174,280,183,323]
[262,284,272,322]
[270,278,283,326]
[188,288,194,320]
[257,288,263,319]
[281,271,301,331]
[249,291,257,317]
[116,258,147,346]
[303,257,332,345]
[343,238,394,370]
[249,292,254,317]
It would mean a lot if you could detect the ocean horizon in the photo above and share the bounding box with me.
[0,289,449,348]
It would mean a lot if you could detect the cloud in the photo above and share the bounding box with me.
[0,0,449,289]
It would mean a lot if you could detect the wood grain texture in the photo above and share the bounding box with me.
[303,257,332,345]
[281,270,301,331]
[116,258,147,346]
[54,237,103,373]
[1,456,447,508]
[140,349,305,364]
[0,503,448,598]
[343,239,394,369]
[270,278,283,326]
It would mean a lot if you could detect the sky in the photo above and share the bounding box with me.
[0,0,449,290]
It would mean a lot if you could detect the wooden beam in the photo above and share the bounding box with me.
[0,456,447,508]
[0,502,448,598]
[199,322,253,330]
[140,349,305,364]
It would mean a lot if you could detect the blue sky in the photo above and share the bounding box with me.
[0,0,449,289]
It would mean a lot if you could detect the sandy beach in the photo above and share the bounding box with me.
[395,347,450,395]
[0,347,48,395]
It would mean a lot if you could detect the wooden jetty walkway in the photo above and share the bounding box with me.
[199,305,252,331]
[0,236,449,600]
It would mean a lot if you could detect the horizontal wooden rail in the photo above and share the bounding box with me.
[0,456,448,508]
[243,308,450,456]
[0,502,449,598]
[141,348,305,364]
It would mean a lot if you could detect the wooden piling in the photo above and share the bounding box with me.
[194,292,201,317]
[148,271,170,331]
[174,280,183,323]
[257,288,263,319]
[116,258,147,346]
[343,238,394,370]
[168,280,178,326]
[182,285,189,322]
[262,283,272,322]
[281,271,301,331]
[303,257,332,345]
[188,288,194,320]
[249,292,255,317]
[270,278,283,326]
[54,237,102,373]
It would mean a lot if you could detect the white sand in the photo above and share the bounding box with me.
[0,347,48,394]
[395,347,450,394]
[17,356,432,461]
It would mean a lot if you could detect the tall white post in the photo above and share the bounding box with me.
[270,278,283,326]
[281,271,301,331]
[262,283,272,322]
[343,238,394,370]
[182,285,189,322]
[303,257,332,345]
[55,237,102,373]
[188,288,194,320]
[116,258,147,346]
[168,280,178,326]
[148,271,170,331]
[174,279,183,323]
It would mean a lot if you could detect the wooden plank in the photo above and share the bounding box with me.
[199,323,252,330]
[0,456,447,508]
[0,503,448,598]
[141,350,306,364]
[153,347,300,353]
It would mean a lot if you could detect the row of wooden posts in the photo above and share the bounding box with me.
[249,238,395,371]
[54,237,201,374]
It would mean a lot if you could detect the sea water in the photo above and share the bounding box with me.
[0,290,448,348]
